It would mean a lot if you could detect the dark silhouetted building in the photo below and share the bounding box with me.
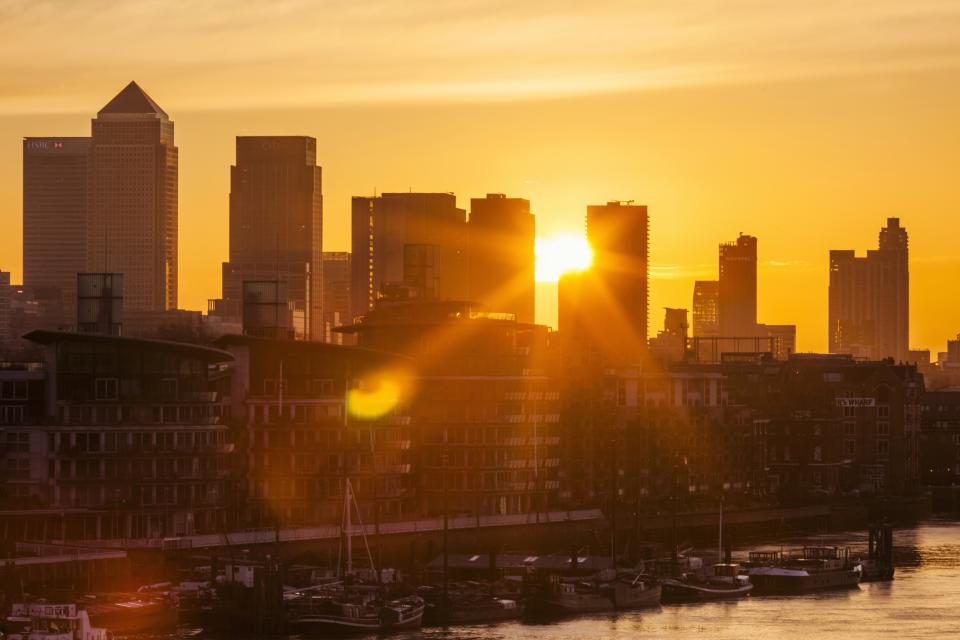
[919,391,960,492]
[76,273,123,336]
[215,335,409,527]
[829,218,909,361]
[740,354,923,497]
[577,201,649,362]
[350,193,468,318]
[718,234,757,337]
[0,330,233,540]
[22,137,90,326]
[468,193,535,324]
[757,323,797,361]
[322,252,352,344]
[649,307,689,364]
[341,300,560,517]
[87,82,178,312]
[692,280,719,338]
[242,280,303,340]
[221,136,323,340]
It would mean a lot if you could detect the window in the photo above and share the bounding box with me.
[844,422,856,435]
[6,457,29,480]
[843,406,856,418]
[1,406,25,425]
[311,379,335,396]
[161,378,178,400]
[878,405,890,418]
[1,380,28,400]
[877,439,889,456]
[844,439,856,457]
[95,378,118,401]
[878,422,890,436]
[4,432,29,453]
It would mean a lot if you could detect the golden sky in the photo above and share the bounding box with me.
[1,1,959,353]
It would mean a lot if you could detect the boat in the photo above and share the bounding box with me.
[286,479,424,634]
[662,502,753,603]
[420,584,524,626]
[662,563,753,603]
[747,547,862,594]
[83,594,176,634]
[288,589,424,635]
[527,569,661,617]
[4,603,110,640]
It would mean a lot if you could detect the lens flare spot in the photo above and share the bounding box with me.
[535,233,594,282]
[347,374,405,420]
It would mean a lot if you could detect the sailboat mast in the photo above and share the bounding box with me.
[442,426,449,602]
[370,425,381,584]
[345,479,353,575]
[718,499,723,564]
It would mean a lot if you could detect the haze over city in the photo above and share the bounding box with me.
[2,0,960,352]
[3,4,960,639]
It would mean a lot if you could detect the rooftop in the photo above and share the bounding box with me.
[24,330,233,364]
[98,81,168,118]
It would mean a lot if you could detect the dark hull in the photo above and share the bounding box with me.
[528,584,660,617]
[749,568,861,595]
[292,610,423,636]
[661,580,753,603]
[88,604,177,634]
[424,602,524,626]
[860,560,895,582]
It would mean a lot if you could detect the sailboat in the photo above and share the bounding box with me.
[286,479,425,634]
[661,500,753,603]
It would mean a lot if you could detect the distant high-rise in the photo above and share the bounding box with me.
[829,218,909,360]
[584,201,649,358]
[221,136,323,339]
[468,194,535,323]
[350,192,468,318]
[87,81,178,312]
[322,252,352,344]
[692,280,720,337]
[718,234,758,336]
[23,137,90,324]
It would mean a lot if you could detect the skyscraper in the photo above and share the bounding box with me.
[350,192,468,318]
[692,280,720,337]
[22,137,90,325]
[829,218,909,360]
[322,251,352,344]
[584,201,649,358]
[718,234,757,336]
[468,193,535,323]
[221,136,323,339]
[86,82,178,312]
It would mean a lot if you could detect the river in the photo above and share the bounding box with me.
[173,519,959,640]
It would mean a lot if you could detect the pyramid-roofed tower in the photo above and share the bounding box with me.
[87,81,178,312]
[97,81,168,118]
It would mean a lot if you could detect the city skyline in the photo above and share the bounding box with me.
[2,4,960,353]
[2,6,960,635]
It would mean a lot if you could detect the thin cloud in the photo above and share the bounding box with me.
[650,263,714,280]
[1,1,959,114]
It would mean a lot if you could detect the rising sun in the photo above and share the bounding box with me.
[535,233,594,282]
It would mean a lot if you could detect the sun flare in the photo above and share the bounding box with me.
[535,233,594,282]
